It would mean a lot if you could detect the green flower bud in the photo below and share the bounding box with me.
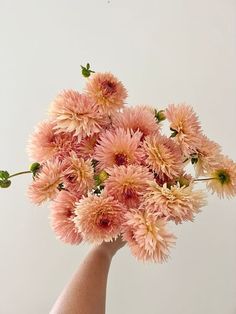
[0,179,11,188]
[155,109,166,122]
[98,170,109,183]
[81,63,95,78]
[178,176,190,187]
[30,162,40,175]
[0,170,10,180]
[81,67,90,77]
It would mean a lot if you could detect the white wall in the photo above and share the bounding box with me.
[0,1,236,313]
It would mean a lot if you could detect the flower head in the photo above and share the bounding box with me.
[50,191,83,245]
[94,128,144,171]
[48,90,108,141]
[77,134,100,160]
[63,153,95,194]
[27,120,81,163]
[73,193,125,244]
[27,159,66,205]
[122,208,176,262]
[206,156,236,198]
[194,135,222,177]
[113,105,159,138]
[85,72,127,114]
[104,165,154,208]
[143,134,184,180]
[165,104,202,156]
[143,182,207,224]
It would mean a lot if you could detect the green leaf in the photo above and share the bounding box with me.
[91,159,99,168]
[57,183,63,191]
[170,130,178,138]
[0,179,11,188]
[86,63,90,69]
[191,157,198,165]
[0,170,10,180]
[94,175,101,186]
[93,187,101,195]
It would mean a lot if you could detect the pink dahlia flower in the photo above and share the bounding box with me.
[122,208,176,262]
[165,104,202,156]
[104,165,154,208]
[77,134,100,160]
[27,159,66,205]
[143,134,184,180]
[113,105,159,138]
[94,128,144,171]
[73,193,125,244]
[63,153,95,194]
[85,72,127,114]
[143,182,207,224]
[194,135,222,177]
[50,191,83,245]
[206,156,236,198]
[48,90,108,141]
[27,120,81,163]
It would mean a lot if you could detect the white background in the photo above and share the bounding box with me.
[0,1,236,313]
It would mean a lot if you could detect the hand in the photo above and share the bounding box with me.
[96,235,126,260]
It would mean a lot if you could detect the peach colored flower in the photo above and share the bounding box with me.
[27,120,81,163]
[104,165,154,208]
[94,128,144,171]
[206,156,236,198]
[143,182,207,224]
[77,134,100,160]
[143,134,184,180]
[27,159,66,205]
[48,90,108,141]
[73,193,125,244]
[85,72,127,114]
[63,153,95,194]
[122,208,176,262]
[165,104,202,156]
[113,105,159,138]
[50,191,83,245]
[193,135,222,177]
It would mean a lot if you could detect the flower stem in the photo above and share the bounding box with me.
[194,177,215,182]
[8,171,32,178]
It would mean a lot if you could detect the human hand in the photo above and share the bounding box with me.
[96,235,126,260]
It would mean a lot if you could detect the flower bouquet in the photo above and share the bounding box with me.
[1,64,236,263]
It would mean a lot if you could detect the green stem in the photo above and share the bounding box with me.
[9,171,32,178]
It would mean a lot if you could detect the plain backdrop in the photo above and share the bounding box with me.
[0,1,236,313]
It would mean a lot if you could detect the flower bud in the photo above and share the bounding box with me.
[155,110,166,122]
[178,176,190,187]
[0,180,11,188]
[81,63,95,78]
[0,170,9,180]
[30,162,41,175]
[98,170,109,183]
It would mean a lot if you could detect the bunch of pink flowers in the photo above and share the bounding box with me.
[2,65,236,263]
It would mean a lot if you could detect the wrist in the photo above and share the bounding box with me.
[92,245,114,261]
